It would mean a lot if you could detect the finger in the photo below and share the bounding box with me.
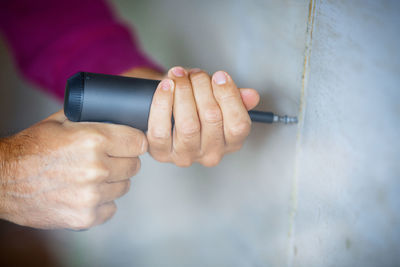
[98,180,130,204]
[212,71,251,148]
[189,70,224,166]
[147,79,174,160]
[169,66,201,161]
[101,124,148,157]
[67,122,148,158]
[239,88,260,110]
[104,157,141,182]
[189,68,203,74]
[94,201,117,226]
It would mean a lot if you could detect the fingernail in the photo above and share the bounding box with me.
[172,67,186,77]
[141,139,148,153]
[189,68,202,74]
[213,71,227,85]
[160,79,173,91]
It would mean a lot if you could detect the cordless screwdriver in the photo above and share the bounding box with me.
[64,72,298,131]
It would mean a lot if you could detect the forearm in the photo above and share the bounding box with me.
[0,131,44,223]
[0,137,11,186]
[0,137,13,220]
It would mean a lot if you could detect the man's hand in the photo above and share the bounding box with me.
[0,110,146,230]
[146,66,260,167]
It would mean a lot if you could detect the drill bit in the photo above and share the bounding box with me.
[248,110,298,124]
[273,114,298,124]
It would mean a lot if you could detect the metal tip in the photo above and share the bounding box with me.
[273,115,298,124]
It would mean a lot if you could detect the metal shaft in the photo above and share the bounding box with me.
[249,110,298,124]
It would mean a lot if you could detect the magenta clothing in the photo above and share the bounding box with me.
[0,0,163,100]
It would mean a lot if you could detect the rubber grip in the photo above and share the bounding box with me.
[64,72,159,131]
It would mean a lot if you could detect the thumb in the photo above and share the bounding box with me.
[239,88,260,110]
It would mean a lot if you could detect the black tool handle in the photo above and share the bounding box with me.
[64,72,273,131]
[248,110,274,123]
[64,72,159,131]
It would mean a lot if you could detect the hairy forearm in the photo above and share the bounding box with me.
[0,137,11,186]
[0,137,13,219]
[0,131,50,223]
[0,134,28,219]
[0,134,28,180]
[0,138,7,170]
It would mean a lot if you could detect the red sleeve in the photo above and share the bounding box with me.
[0,0,164,100]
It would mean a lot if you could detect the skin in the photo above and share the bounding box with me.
[146,67,260,167]
[0,111,147,230]
[0,66,259,230]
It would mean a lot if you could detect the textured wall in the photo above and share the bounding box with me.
[0,0,399,266]
[292,1,400,266]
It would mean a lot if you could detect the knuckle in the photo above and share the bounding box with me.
[149,127,171,142]
[80,130,106,149]
[175,158,193,167]
[71,210,96,230]
[81,188,101,207]
[190,72,210,84]
[217,93,237,103]
[149,151,170,163]
[203,107,223,124]
[81,212,97,229]
[179,120,200,138]
[81,164,109,182]
[227,143,243,153]
[201,153,222,167]
[227,120,251,138]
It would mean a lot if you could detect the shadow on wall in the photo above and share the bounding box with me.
[0,39,60,136]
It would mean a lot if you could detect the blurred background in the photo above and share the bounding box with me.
[0,0,399,266]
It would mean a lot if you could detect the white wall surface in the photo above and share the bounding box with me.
[0,0,399,266]
[293,1,400,266]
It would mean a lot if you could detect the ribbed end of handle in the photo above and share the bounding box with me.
[64,72,85,122]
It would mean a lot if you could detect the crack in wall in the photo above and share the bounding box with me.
[287,0,317,266]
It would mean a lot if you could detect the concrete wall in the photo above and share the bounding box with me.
[293,1,400,266]
[0,0,399,266]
